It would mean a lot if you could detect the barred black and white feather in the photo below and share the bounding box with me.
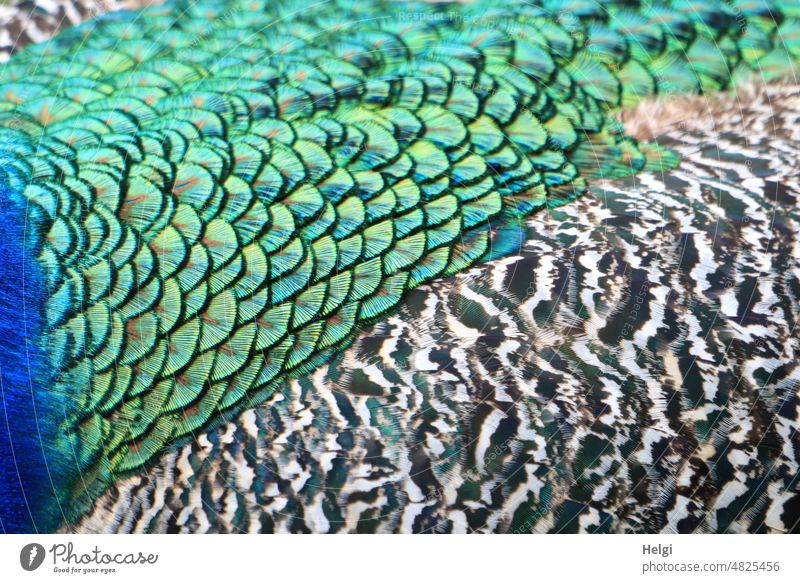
[69,83,800,534]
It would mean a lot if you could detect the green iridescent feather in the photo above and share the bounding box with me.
[0,0,798,528]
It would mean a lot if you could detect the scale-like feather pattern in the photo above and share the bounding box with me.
[70,82,800,534]
[0,0,798,531]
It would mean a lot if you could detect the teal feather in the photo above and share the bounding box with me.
[0,0,798,533]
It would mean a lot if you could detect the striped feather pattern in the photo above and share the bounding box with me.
[1,0,799,532]
[0,0,157,61]
[69,83,800,533]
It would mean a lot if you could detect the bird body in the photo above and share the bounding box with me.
[0,0,798,533]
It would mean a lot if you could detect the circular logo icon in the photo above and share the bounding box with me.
[20,543,46,571]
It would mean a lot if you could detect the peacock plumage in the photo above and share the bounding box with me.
[0,0,798,533]
[0,0,155,62]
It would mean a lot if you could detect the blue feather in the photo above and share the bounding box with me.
[0,159,67,533]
